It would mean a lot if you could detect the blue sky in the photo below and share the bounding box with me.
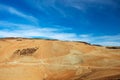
[0,0,120,46]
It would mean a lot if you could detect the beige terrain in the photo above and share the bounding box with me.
[0,38,120,80]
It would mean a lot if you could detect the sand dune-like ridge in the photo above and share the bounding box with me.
[0,38,120,80]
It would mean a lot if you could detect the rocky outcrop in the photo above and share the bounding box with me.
[106,46,120,49]
[14,47,38,56]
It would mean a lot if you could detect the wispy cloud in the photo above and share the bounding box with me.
[0,21,120,46]
[0,4,38,24]
[25,0,118,18]
[62,0,118,11]
[8,7,38,23]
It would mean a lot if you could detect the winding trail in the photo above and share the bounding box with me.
[0,61,120,70]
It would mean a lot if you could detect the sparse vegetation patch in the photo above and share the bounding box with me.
[14,47,38,56]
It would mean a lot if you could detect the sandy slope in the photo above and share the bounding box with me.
[0,38,120,80]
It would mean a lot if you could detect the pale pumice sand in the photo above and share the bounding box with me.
[0,38,120,80]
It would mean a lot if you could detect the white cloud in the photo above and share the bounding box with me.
[24,0,118,18]
[95,42,120,46]
[63,0,118,11]
[94,35,120,41]
[9,7,38,23]
[0,21,120,46]
[0,4,38,24]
